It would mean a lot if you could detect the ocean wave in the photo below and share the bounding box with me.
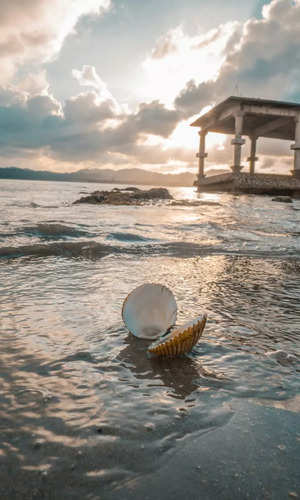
[0,241,120,259]
[106,232,155,243]
[0,240,201,260]
[1,239,299,261]
[156,241,299,259]
[177,222,220,232]
[21,223,94,239]
[30,202,59,209]
[7,201,60,209]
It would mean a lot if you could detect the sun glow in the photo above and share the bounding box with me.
[141,23,238,104]
[167,120,226,151]
[138,121,226,156]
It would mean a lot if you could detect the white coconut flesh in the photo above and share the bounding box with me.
[122,283,177,339]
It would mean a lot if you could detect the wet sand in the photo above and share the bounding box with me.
[0,399,299,499]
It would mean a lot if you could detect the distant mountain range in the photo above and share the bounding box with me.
[0,166,198,187]
[0,166,228,186]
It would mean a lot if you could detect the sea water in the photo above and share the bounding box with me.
[0,179,299,499]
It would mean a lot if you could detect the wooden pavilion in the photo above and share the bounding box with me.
[191,96,300,193]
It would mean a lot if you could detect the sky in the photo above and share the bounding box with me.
[0,0,300,175]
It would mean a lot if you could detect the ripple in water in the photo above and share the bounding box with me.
[0,180,299,499]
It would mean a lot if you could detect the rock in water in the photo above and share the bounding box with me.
[141,188,172,200]
[74,187,173,205]
[272,196,292,203]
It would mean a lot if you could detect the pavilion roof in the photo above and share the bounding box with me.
[190,96,300,140]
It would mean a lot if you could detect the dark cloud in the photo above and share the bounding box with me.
[0,86,181,165]
[27,95,61,118]
[133,101,180,137]
[175,80,215,117]
[64,92,115,123]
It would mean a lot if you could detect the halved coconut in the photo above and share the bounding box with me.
[148,314,207,359]
[122,283,177,339]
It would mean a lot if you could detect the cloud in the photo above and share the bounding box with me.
[0,76,181,167]
[151,27,181,59]
[0,88,62,154]
[73,65,106,91]
[0,0,110,84]
[175,80,215,117]
[17,70,50,96]
[64,91,115,124]
[0,0,299,175]
[260,157,275,170]
[27,94,62,118]
[131,101,180,137]
[192,26,228,50]
[142,23,236,105]
[175,0,300,115]
[72,65,120,112]
[259,155,292,173]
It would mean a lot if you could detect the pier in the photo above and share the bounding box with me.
[191,96,300,194]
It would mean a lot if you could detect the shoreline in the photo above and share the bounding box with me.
[0,399,299,500]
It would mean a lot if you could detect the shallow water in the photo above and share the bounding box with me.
[0,179,299,499]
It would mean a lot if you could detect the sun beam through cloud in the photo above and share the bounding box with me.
[0,0,299,177]
[141,22,239,105]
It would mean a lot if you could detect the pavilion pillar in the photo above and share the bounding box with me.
[247,136,258,176]
[231,112,245,174]
[291,114,300,178]
[196,129,207,180]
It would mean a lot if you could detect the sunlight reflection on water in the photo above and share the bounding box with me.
[0,180,300,498]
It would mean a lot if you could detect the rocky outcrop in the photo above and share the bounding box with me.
[74,187,173,205]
